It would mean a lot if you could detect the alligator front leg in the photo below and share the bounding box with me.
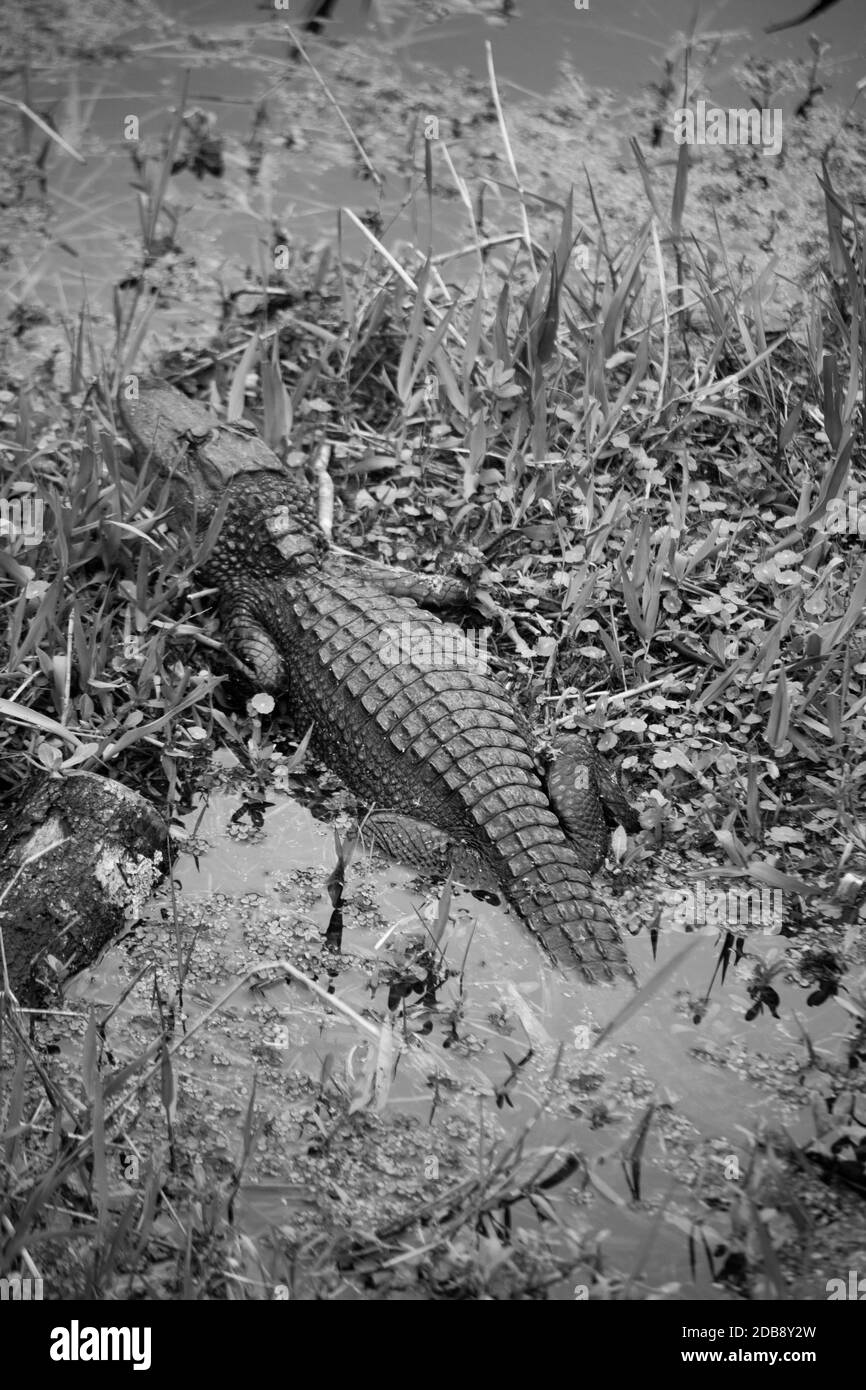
[218,586,288,691]
[340,563,478,612]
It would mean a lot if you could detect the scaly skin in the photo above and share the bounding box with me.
[120,381,635,983]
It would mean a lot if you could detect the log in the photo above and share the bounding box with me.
[0,772,167,1010]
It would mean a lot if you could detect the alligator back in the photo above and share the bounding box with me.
[237,568,631,984]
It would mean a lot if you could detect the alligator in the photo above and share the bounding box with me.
[119,380,639,983]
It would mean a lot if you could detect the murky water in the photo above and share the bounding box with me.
[7,0,865,318]
[65,747,855,1297]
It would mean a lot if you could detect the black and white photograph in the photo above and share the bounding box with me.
[0,0,865,1340]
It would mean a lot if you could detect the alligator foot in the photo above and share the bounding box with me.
[360,811,500,892]
[545,734,640,872]
[360,734,639,894]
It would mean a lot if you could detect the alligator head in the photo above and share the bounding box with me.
[119,379,324,578]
